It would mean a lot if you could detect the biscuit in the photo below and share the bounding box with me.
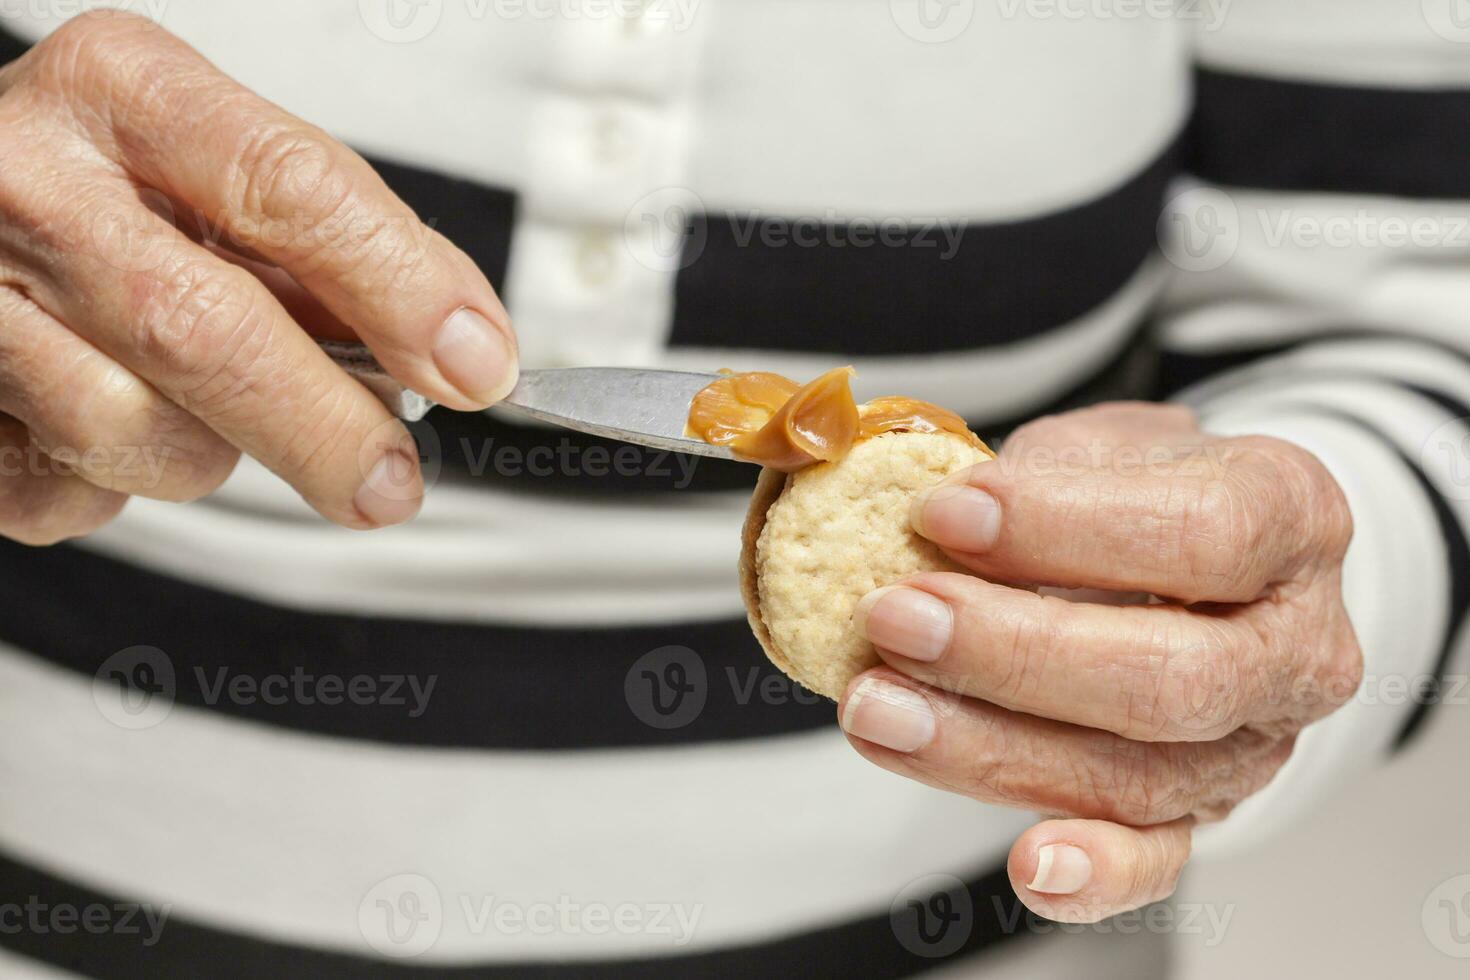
[739,430,992,700]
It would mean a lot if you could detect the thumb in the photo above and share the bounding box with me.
[1007,817,1194,924]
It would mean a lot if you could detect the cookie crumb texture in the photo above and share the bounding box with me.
[752,431,990,700]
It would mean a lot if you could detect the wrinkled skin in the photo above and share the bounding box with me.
[841,402,1363,923]
[0,12,517,543]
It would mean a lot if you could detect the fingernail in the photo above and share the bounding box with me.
[912,484,1001,552]
[354,450,423,527]
[841,677,936,753]
[433,307,519,405]
[1029,845,1092,895]
[854,587,952,663]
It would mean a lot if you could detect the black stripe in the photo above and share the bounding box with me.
[669,137,1179,354]
[1392,449,1470,749]
[0,22,26,64]
[1190,67,1470,198]
[368,157,516,298]
[0,538,834,749]
[429,406,758,494]
[0,851,1030,979]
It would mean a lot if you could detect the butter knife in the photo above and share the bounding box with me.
[323,342,735,460]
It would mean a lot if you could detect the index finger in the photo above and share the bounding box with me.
[48,13,516,411]
[912,438,1327,604]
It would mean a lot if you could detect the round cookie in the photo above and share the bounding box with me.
[739,430,993,700]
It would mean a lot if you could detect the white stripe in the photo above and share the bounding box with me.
[80,461,753,626]
[0,648,1027,963]
[1194,0,1470,89]
[1178,335,1470,402]
[0,948,83,980]
[1161,187,1470,356]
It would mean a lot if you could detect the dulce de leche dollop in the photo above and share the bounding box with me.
[685,367,994,471]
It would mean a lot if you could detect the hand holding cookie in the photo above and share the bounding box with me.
[842,402,1362,925]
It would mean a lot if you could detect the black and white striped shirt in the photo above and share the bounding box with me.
[1,2,1466,976]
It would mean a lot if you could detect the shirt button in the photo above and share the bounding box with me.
[591,114,630,166]
[576,230,618,287]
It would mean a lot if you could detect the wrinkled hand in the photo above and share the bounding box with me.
[0,12,517,544]
[840,403,1362,923]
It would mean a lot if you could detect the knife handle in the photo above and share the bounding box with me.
[319,341,435,422]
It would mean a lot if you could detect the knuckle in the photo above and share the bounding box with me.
[1173,480,1261,601]
[228,122,431,286]
[1264,436,1353,559]
[30,10,166,92]
[232,122,345,224]
[125,401,240,502]
[18,355,237,502]
[1314,625,1365,713]
[131,258,272,413]
[1235,436,1353,566]
[1143,632,1243,740]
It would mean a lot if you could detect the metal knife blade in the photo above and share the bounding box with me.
[324,342,737,460]
[499,367,735,460]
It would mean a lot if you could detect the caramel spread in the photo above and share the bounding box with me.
[686,367,994,471]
